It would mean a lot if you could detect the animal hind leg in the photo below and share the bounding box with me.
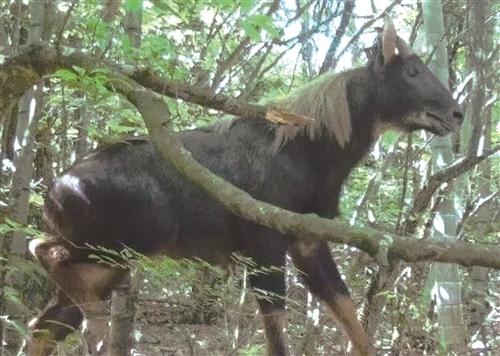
[290,241,376,356]
[26,289,83,356]
[29,239,128,355]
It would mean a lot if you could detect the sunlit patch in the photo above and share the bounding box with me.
[28,238,43,257]
[28,317,39,329]
[2,158,15,173]
[471,340,485,350]
[96,340,104,352]
[57,174,90,204]
[435,152,446,167]
[438,286,450,302]
[433,214,445,236]
[477,135,485,155]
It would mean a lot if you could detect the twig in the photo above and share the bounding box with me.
[319,1,355,74]
[335,0,402,63]
[403,146,499,235]
[55,0,78,50]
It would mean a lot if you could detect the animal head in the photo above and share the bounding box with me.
[371,16,463,136]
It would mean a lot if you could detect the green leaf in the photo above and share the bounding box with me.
[240,0,256,14]
[241,21,261,41]
[124,0,142,12]
[381,131,399,146]
[248,15,272,26]
[247,15,279,39]
[29,191,44,208]
[263,23,279,38]
[54,69,78,82]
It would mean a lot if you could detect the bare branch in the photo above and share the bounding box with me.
[319,1,355,74]
[335,0,401,64]
[403,146,499,235]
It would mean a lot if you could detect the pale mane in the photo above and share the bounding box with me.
[270,71,353,151]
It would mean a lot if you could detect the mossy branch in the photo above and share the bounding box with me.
[1,44,499,269]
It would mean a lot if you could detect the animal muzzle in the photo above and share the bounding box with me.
[424,103,463,136]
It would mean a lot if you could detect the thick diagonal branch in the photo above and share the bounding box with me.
[1,44,499,270]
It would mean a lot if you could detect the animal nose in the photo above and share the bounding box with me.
[452,110,464,123]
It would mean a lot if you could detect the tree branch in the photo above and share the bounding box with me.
[1,44,500,270]
[0,44,313,126]
[318,1,355,74]
[403,146,499,234]
[334,0,401,66]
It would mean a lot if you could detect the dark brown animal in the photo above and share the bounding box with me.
[27,18,462,356]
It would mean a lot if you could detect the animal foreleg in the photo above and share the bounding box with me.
[249,267,288,355]
[291,241,376,356]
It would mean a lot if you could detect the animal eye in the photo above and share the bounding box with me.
[407,66,418,77]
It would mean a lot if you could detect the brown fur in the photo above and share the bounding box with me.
[325,295,376,356]
[261,312,287,355]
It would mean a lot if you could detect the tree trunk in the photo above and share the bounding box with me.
[7,85,44,256]
[109,273,140,356]
[466,2,494,337]
[422,1,466,353]
[107,3,144,354]
[3,0,51,353]
[463,0,492,155]
[124,1,143,49]
[74,92,90,160]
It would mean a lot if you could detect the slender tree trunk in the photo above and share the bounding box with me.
[74,92,90,160]
[3,1,51,353]
[124,2,142,49]
[0,106,17,184]
[7,85,44,256]
[463,0,491,155]
[107,2,144,354]
[466,1,494,336]
[422,1,466,353]
[34,106,53,185]
[0,2,24,352]
[109,273,140,356]
[318,1,355,74]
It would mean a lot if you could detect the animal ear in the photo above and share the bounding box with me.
[382,15,398,64]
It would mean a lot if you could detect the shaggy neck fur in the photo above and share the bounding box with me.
[271,70,360,152]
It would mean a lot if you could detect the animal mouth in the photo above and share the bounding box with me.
[424,112,454,136]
